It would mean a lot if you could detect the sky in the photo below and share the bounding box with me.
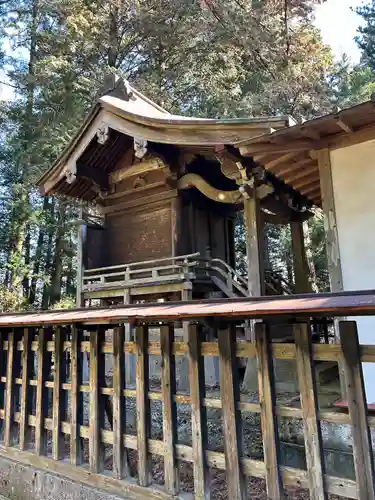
[0,0,367,101]
[314,0,364,62]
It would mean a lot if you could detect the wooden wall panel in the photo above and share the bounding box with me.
[85,227,105,270]
[106,205,173,265]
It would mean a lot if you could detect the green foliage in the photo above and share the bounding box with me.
[328,55,375,108]
[356,0,375,70]
[51,296,76,310]
[0,285,26,312]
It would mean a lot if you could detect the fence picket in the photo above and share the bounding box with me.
[89,328,105,473]
[19,327,33,450]
[70,325,83,465]
[112,325,128,479]
[160,324,179,494]
[255,323,283,499]
[218,324,247,500]
[4,329,18,447]
[35,328,50,455]
[294,323,327,500]
[340,321,375,500]
[136,324,151,487]
[187,323,210,499]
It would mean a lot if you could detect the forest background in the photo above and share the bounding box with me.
[1,0,375,311]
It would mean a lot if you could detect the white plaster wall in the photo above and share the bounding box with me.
[330,140,375,402]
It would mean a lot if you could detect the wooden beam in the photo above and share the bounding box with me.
[329,123,375,151]
[302,187,320,200]
[252,153,279,164]
[109,157,167,184]
[101,189,177,215]
[294,180,320,196]
[300,127,321,141]
[239,139,316,156]
[281,162,317,184]
[243,195,264,297]
[76,163,109,190]
[261,196,311,224]
[263,151,300,170]
[274,157,313,178]
[300,182,321,196]
[317,147,343,291]
[335,117,353,134]
[178,173,241,204]
[179,173,272,203]
[288,170,318,190]
[291,220,311,293]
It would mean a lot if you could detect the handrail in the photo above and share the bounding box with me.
[199,257,248,287]
[264,269,295,295]
[2,291,375,325]
[83,261,198,283]
[84,252,201,274]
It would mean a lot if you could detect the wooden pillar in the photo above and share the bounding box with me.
[123,289,135,387]
[317,148,343,293]
[179,283,192,392]
[76,207,85,308]
[243,195,264,297]
[181,283,192,341]
[242,195,264,391]
[171,196,181,257]
[218,324,247,499]
[290,220,311,293]
[317,148,346,396]
[340,321,375,500]
[294,323,327,500]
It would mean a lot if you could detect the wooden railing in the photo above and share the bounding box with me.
[83,254,295,300]
[83,253,200,292]
[0,293,374,499]
[198,257,249,297]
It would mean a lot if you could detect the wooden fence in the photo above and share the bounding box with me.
[0,296,375,499]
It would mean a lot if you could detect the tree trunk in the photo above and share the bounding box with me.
[50,205,65,306]
[42,198,55,309]
[22,228,31,299]
[30,197,50,305]
[303,220,319,293]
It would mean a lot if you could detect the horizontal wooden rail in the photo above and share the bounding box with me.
[1,290,375,327]
[84,252,201,274]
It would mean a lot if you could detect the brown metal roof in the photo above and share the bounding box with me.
[1,291,375,327]
[238,99,375,206]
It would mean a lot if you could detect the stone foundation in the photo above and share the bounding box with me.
[0,456,127,500]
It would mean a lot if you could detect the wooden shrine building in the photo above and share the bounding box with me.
[39,76,315,307]
[1,78,375,500]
